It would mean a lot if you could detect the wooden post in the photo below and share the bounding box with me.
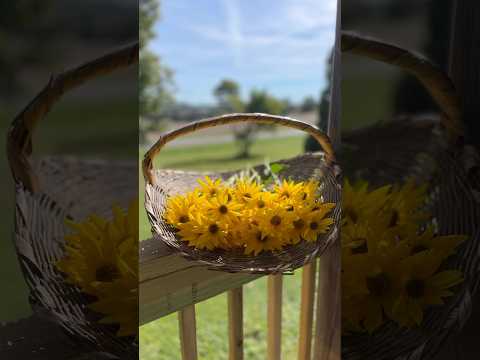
[314,0,342,358]
[313,241,341,360]
[448,0,480,148]
[178,305,198,360]
[267,274,283,360]
[297,260,318,360]
[228,287,244,360]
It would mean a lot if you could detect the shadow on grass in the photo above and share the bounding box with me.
[164,154,264,169]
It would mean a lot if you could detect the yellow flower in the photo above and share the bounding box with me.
[164,191,199,227]
[274,179,304,200]
[198,175,224,198]
[240,222,284,255]
[301,203,335,242]
[56,199,138,337]
[179,214,230,250]
[342,249,403,333]
[246,191,275,212]
[342,179,391,225]
[234,179,262,204]
[256,204,295,245]
[206,189,243,225]
[289,206,312,244]
[391,251,463,327]
[402,225,466,259]
[89,271,137,337]
[300,179,320,203]
[385,178,429,228]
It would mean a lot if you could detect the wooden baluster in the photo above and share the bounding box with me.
[313,241,341,360]
[228,287,244,360]
[178,305,198,360]
[297,260,318,360]
[267,274,283,360]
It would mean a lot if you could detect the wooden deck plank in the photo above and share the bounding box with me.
[140,236,260,325]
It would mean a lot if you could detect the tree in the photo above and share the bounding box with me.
[139,0,174,116]
[300,96,317,112]
[235,89,286,158]
[213,79,244,113]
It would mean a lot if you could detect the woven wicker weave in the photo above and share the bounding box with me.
[341,32,480,360]
[7,44,139,358]
[143,113,342,274]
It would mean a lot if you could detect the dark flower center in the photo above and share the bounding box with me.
[345,207,358,223]
[406,279,425,299]
[310,221,319,230]
[293,219,305,230]
[219,205,228,214]
[244,193,252,199]
[389,210,399,227]
[270,215,282,226]
[256,232,268,243]
[366,272,390,297]
[210,189,217,196]
[351,238,368,254]
[96,264,120,282]
[209,224,219,234]
[257,200,266,208]
[411,244,429,255]
[179,215,189,223]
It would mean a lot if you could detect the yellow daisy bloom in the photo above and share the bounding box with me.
[302,203,335,242]
[342,250,403,333]
[234,179,263,204]
[164,191,199,227]
[257,204,296,245]
[197,175,224,198]
[300,179,320,202]
[179,214,230,250]
[205,189,243,225]
[56,199,138,337]
[391,251,463,327]
[385,178,429,228]
[342,179,391,225]
[289,206,312,245]
[403,225,466,259]
[274,179,304,200]
[240,222,285,255]
[246,191,275,212]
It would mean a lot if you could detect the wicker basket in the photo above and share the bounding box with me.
[142,113,342,274]
[341,32,480,360]
[7,44,139,358]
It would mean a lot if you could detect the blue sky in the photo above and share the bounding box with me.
[152,0,337,105]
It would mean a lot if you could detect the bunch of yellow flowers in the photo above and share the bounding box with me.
[342,179,466,333]
[164,176,335,255]
[56,199,138,337]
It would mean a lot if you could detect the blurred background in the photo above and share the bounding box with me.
[0,0,137,322]
[342,1,480,359]
[342,0,451,127]
[139,0,338,359]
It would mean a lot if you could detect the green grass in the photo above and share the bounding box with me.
[139,135,309,360]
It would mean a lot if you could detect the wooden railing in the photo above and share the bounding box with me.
[139,235,340,360]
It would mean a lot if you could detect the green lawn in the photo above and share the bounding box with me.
[139,135,313,360]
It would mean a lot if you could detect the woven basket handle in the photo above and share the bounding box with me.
[341,31,463,142]
[7,43,139,193]
[143,113,336,185]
